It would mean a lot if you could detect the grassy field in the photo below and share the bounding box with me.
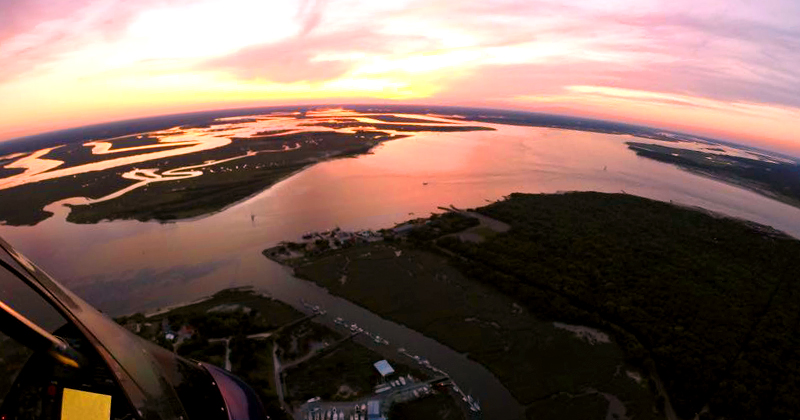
[388,393,465,420]
[275,320,339,362]
[117,287,304,338]
[115,288,304,420]
[229,337,285,418]
[115,287,439,418]
[178,339,226,367]
[283,340,425,404]
[291,242,659,419]
[524,392,611,420]
[283,191,800,420]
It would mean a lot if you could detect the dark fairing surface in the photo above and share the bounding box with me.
[0,237,245,420]
[204,363,269,420]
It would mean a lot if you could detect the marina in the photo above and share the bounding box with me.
[298,299,482,418]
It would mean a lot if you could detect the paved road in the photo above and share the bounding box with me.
[208,337,232,371]
[298,379,446,420]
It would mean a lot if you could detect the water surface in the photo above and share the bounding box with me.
[3,119,800,420]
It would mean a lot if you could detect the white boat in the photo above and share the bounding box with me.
[469,399,481,412]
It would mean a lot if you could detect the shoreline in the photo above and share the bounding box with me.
[263,200,667,419]
[264,191,800,419]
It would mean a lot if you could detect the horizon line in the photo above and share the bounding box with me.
[1,103,797,161]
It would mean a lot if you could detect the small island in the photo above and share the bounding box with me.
[0,111,495,226]
[265,191,800,420]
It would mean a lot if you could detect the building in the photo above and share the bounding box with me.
[177,325,195,341]
[367,400,384,420]
[373,360,395,377]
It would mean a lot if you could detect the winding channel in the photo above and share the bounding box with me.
[249,257,526,419]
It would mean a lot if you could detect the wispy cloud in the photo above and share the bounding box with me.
[202,29,429,83]
[296,0,329,36]
[0,0,798,153]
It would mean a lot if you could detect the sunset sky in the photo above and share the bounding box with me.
[1,0,799,155]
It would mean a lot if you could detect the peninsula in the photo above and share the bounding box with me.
[266,192,800,420]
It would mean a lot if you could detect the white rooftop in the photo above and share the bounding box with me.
[373,360,395,377]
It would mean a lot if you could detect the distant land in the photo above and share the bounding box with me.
[0,108,493,225]
[627,142,800,208]
[1,105,799,227]
[266,192,800,420]
[4,105,796,161]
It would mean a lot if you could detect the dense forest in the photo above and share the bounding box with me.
[437,192,800,419]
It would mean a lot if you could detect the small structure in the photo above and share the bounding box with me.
[177,325,195,341]
[367,400,383,420]
[373,360,395,377]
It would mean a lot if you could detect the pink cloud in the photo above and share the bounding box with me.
[1,0,799,153]
[201,27,433,83]
[0,0,198,81]
[296,0,329,36]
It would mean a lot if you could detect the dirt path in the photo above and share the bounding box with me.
[438,205,510,243]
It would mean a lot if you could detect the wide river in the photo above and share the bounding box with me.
[3,123,800,419]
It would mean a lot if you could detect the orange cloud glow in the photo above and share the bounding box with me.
[0,0,798,155]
